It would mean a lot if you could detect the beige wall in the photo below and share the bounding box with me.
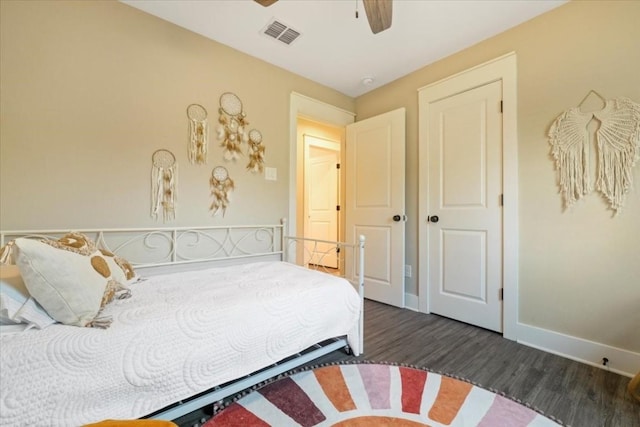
[0,0,353,230]
[356,0,640,352]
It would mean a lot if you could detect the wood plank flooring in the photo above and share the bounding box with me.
[178,300,640,427]
[314,300,640,427]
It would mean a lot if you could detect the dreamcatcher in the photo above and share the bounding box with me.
[217,92,249,160]
[246,129,265,173]
[187,103,209,165]
[209,166,234,216]
[151,149,177,222]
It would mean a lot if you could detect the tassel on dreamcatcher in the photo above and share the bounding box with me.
[187,103,209,164]
[209,166,234,216]
[246,129,265,173]
[216,92,249,161]
[151,149,177,222]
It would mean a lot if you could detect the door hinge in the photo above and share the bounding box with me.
[500,100,503,113]
[499,288,504,301]
[499,194,504,206]
[336,163,341,169]
[336,205,341,211]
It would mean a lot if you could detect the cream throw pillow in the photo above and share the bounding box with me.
[99,249,137,284]
[13,237,128,328]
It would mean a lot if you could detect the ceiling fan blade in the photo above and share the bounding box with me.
[362,0,393,34]
[254,0,278,6]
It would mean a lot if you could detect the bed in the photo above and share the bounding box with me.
[0,221,365,426]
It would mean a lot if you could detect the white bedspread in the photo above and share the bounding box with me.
[0,261,361,427]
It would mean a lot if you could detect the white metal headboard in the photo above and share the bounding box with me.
[1,219,365,285]
[1,222,285,272]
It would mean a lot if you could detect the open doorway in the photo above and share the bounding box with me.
[289,94,407,307]
[288,92,355,268]
[303,133,341,268]
[296,118,344,270]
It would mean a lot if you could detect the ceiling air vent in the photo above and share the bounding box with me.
[262,19,301,45]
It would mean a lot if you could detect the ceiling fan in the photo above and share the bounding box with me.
[254,0,393,34]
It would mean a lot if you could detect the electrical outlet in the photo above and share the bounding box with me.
[404,264,412,278]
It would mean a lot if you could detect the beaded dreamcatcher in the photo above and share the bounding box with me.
[186,103,209,165]
[216,92,248,160]
[246,129,265,173]
[209,166,234,216]
[151,149,177,222]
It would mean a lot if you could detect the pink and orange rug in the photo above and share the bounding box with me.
[204,362,563,427]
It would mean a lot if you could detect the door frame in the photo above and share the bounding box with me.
[417,52,518,340]
[288,92,355,263]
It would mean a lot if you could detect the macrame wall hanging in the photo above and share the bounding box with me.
[209,166,234,216]
[247,129,265,173]
[548,91,640,214]
[217,92,249,160]
[186,103,209,165]
[151,149,177,222]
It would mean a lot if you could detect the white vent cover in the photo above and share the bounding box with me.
[262,19,301,45]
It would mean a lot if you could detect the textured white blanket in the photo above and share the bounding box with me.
[0,262,361,427]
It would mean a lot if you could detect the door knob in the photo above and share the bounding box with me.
[428,215,439,223]
[393,215,402,222]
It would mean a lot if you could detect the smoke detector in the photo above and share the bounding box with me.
[361,76,375,86]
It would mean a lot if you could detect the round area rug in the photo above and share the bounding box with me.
[204,362,563,427]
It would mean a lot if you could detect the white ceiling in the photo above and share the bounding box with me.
[121,0,566,97]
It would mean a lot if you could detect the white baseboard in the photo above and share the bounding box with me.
[517,322,639,378]
[400,295,638,377]
[404,293,419,311]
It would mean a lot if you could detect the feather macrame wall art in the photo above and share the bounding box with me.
[217,92,249,161]
[548,92,640,214]
[247,129,265,173]
[151,149,177,222]
[209,166,234,216]
[186,104,209,164]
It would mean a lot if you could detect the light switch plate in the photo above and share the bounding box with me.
[265,167,277,181]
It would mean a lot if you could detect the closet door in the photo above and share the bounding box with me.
[421,80,504,332]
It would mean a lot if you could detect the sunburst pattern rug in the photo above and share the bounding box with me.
[204,362,563,427]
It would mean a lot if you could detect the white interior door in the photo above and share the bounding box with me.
[346,108,405,307]
[304,136,339,268]
[423,80,503,332]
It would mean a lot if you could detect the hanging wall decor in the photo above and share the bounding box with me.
[151,149,177,222]
[548,92,640,214]
[246,129,265,173]
[209,166,234,216]
[186,103,209,165]
[217,92,249,161]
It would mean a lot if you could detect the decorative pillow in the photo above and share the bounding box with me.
[0,264,57,329]
[13,235,130,328]
[99,248,137,284]
[55,233,137,284]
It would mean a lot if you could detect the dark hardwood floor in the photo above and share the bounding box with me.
[312,300,640,427]
[178,300,640,427]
